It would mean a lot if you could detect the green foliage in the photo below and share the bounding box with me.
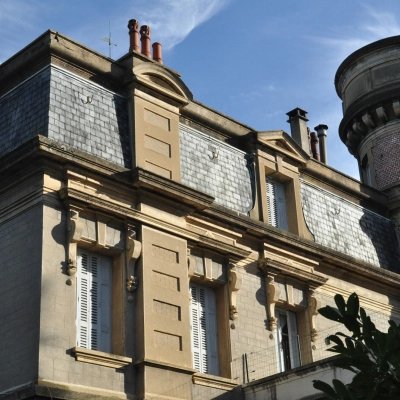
[313,293,400,400]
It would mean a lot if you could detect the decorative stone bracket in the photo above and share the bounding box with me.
[308,289,321,342]
[126,226,142,292]
[187,250,243,320]
[259,260,280,332]
[259,257,327,342]
[228,263,242,320]
[67,207,84,276]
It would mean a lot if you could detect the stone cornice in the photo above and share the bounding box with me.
[0,30,128,96]
[132,167,214,212]
[199,204,400,291]
[258,258,328,287]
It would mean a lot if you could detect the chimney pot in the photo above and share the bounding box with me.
[140,25,151,57]
[315,124,328,164]
[128,19,140,53]
[152,42,163,64]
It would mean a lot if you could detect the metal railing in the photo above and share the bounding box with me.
[231,323,344,384]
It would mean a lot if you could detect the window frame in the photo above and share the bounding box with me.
[188,252,232,379]
[72,245,131,369]
[266,177,289,230]
[275,309,301,372]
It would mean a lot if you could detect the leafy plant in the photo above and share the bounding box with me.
[313,293,400,400]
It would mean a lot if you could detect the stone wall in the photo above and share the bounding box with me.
[39,204,129,394]
[0,205,42,392]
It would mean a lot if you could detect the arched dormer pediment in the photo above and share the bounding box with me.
[132,63,193,106]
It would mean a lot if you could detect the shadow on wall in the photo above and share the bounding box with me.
[359,211,400,272]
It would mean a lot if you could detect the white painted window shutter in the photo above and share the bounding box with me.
[287,310,301,368]
[190,283,219,375]
[77,250,112,353]
[77,250,90,349]
[266,177,288,230]
[190,284,201,372]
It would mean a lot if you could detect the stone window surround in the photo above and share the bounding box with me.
[188,250,242,380]
[66,206,141,368]
[255,149,311,239]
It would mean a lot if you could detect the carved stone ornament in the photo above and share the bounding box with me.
[67,207,83,276]
[187,248,196,279]
[308,289,320,342]
[266,275,280,332]
[126,226,142,292]
[258,259,281,332]
[228,264,242,320]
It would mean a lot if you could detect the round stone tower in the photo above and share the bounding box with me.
[335,35,400,235]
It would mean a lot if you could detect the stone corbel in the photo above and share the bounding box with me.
[67,207,84,276]
[266,275,280,332]
[393,100,400,118]
[126,226,142,292]
[259,259,281,332]
[228,263,242,320]
[308,289,320,342]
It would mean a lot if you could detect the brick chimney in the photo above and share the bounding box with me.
[286,108,310,154]
[140,25,151,57]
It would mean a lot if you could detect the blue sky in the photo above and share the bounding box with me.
[1,1,400,179]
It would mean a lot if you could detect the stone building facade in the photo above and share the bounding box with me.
[1,23,400,400]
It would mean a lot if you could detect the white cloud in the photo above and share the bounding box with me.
[129,0,232,50]
[314,5,400,63]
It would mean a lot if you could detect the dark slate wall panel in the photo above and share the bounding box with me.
[180,124,253,214]
[301,180,400,271]
[0,68,50,158]
[48,67,131,168]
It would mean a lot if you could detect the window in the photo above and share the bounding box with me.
[275,310,301,372]
[266,177,288,230]
[190,283,219,375]
[361,155,372,186]
[76,249,112,353]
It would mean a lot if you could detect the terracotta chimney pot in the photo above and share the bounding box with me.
[140,25,151,57]
[152,42,163,64]
[128,19,140,53]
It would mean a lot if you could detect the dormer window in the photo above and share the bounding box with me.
[266,177,288,230]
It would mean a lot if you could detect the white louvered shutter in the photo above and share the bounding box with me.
[190,283,219,375]
[266,178,278,227]
[77,250,90,349]
[190,284,201,371]
[287,311,301,368]
[266,178,288,230]
[77,250,112,353]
